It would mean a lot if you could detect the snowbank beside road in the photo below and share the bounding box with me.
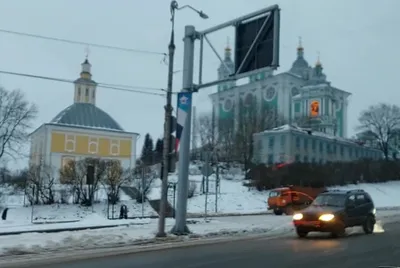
[0,215,293,256]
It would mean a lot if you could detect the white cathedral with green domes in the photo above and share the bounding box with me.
[209,38,351,138]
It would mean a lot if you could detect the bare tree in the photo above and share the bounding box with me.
[102,160,134,205]
[197,112,215,150]
[59,158,106,205]
[26,164,56,205]
[357,103,400,160]
[218,122,236,162]
[60,159,85,204]
[133,164,155,203]
[0,87,37,160]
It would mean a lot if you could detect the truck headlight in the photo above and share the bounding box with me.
[293,213,303,220]
[319,214,334,221]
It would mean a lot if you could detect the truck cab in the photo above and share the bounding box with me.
[267,186,326,215]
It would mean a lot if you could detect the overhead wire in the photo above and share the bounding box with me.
[0,28,167,58]
[0,70,166,97]
[0,29,182,95]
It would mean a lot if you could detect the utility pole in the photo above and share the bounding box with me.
[156,1,177,237]
[171,25,196,235]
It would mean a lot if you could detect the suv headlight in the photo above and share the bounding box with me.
[293,213,303,220]
[319,214,334,221]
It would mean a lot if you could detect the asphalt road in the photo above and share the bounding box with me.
[26,221,400,268]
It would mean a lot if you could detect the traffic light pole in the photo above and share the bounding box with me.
[171,25,196,235]
[156,5,176,237]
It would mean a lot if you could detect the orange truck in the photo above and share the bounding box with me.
[267,185,327,215]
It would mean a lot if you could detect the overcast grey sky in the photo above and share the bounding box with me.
[0,0,398,169]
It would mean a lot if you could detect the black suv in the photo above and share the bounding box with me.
[292,189,376,238]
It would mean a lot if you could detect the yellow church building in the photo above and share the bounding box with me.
[29,58,139,179]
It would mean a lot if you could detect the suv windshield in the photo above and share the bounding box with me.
[312,194,346,207]
[269,191,281,197]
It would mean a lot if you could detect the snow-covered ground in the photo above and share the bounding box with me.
[0,169,268,231]
[147,173,268,215]
[0,215,291,255]
[2,164,400,236]
[328,181,400,208]
[0,188,156,233]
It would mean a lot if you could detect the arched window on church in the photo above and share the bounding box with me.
[88,137,98,154]
[78,87,81,96]
[85,88,89,102]
[65,134,76,152]
[110,139,120,155]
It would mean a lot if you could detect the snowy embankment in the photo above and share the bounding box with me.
[2,179,400,235]
[328,181,400,208]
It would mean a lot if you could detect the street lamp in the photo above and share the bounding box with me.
[173,2,209,19]
[157,1,209,238]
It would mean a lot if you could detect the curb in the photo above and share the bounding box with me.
[0,230,289,268]
[188,212,271,217]
[0,224,129,236]
[377,207,400,211]
[106,212,271,220]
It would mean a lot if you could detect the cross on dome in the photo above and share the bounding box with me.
[315,51,322,66]
[85,46,90,60]
[297,36,303,51]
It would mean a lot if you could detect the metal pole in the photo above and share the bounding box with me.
[215,154,219,213]
[157,6,176,237]
[198,4,278,35]
[171,25,196,235]
[23,176,27,206]
[204,175,208,219]
[141,166,145,217]
[204,152,209,219]
[173,184,176,218]
[31,186,35,223]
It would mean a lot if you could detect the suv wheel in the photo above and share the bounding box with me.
[273,209,283,215]
[296,228,308,238]
[363,215,374,234]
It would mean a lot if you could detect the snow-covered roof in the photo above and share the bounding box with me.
[256,124,379,149]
